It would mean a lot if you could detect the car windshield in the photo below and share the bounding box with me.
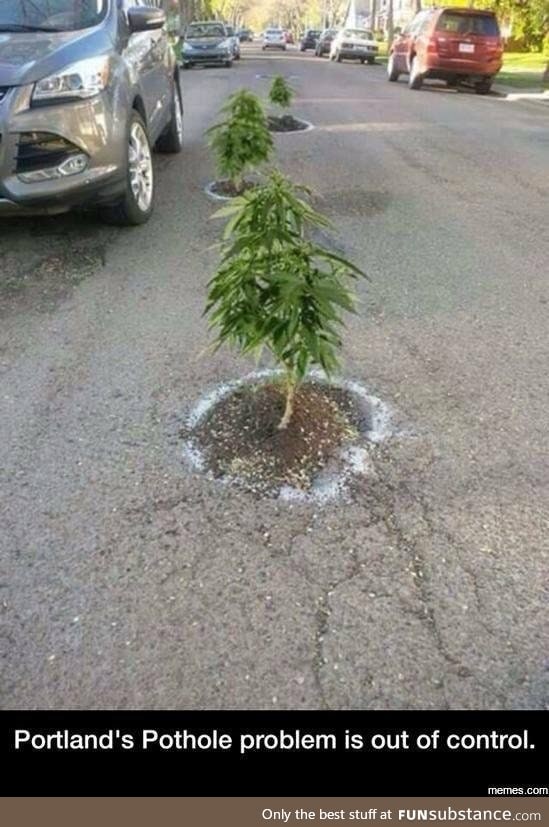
[343,29,374,39]
[436,12,500,36]
[225,26,234,35]
[186,23,225,38]
[266,30,282,35]
[0,0,107,32]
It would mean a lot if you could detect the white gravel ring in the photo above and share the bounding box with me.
[181,369,397,503]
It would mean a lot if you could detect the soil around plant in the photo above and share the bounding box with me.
[184,379,372,495]
[267,114,311,133]
[208,179,257,198]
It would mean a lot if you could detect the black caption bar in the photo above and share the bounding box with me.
[2,710,547,796]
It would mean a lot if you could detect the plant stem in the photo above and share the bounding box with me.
[278,374,296,430]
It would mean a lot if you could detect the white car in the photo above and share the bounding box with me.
[262,28,287,50]
[330,28,379,64]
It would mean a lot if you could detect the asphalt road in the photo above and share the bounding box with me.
[1,45,548,710]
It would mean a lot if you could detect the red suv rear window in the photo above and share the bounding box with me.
[436,12,500,37]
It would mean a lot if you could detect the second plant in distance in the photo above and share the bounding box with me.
[268,75,312,133]
[206,89,273,199]
[188,171,373,496]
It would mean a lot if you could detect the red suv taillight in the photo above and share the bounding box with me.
[427,37,439,54]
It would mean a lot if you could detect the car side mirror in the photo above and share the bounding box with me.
[127,6,165,32]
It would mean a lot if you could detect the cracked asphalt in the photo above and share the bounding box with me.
[1,45,548,709]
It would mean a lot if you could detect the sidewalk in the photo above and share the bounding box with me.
[493,83,549,107]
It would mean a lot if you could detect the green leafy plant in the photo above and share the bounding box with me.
[205,171,367,429]
[206,90,273,194]
[269,75,294,111]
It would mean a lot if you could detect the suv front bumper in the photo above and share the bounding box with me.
[0,85,126,214]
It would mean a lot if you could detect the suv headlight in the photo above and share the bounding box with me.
[33,56,110,104]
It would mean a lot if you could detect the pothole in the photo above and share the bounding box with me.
[267,115,314,133]
[180,370,396,502]
[204,178,258,202]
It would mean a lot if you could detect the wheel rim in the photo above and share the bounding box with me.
[174,90,183,143]
[128,122,153,213]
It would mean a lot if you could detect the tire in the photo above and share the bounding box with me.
[367,57,375,65]
[387,54,400,81]
[475,80,492,95]
[102,111,154,226]
[155,81,183,153]
[360,58,365,64]
[182,62,191,70]
[336,51,342,62]
[225,59,233,68]
[446,78,459,88]
[408,56,423,90]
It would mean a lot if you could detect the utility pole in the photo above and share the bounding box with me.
[386,0,394,46]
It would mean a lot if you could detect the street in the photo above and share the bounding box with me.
[1,45,548,709]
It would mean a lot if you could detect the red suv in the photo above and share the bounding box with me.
[388,7,503,94]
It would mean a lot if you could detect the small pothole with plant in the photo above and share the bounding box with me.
[182,171,393,499]
[205,90,273,200]
[267,75,312,133]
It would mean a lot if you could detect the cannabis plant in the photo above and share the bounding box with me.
[206,171,366,429]
[206,90,273,193]
[269,75,294,111]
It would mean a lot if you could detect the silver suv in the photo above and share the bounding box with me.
[0,0,183,225]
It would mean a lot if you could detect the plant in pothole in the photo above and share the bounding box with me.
[206,89,273,197]
[205,170,366,431]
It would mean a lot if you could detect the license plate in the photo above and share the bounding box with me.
[459,43,475,53]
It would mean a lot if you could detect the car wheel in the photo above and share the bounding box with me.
[367,57,375,65]
[408,56,423,90]
[336,51,342,62]
[225,59,233,68]
[475,80,492,95]
[182,62,191,70]
[360,58,365,64]
[103,111,154,226]
[387,54,399,81]
[155,81,183,153]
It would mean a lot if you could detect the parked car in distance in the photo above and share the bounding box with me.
[315,28,339,56]
[330,29,378,63]
[182,21,234,69]
[237,28,253,42]
[262,28,287,50]
[0,0,183,226]
[224,24,241,59]
[300,29,321,51]
[387,6,503,93]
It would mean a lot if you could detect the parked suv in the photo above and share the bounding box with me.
[0,0,183,225]
[300,30,321,51]
[315,29,339,57]
[387,7,503,94]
